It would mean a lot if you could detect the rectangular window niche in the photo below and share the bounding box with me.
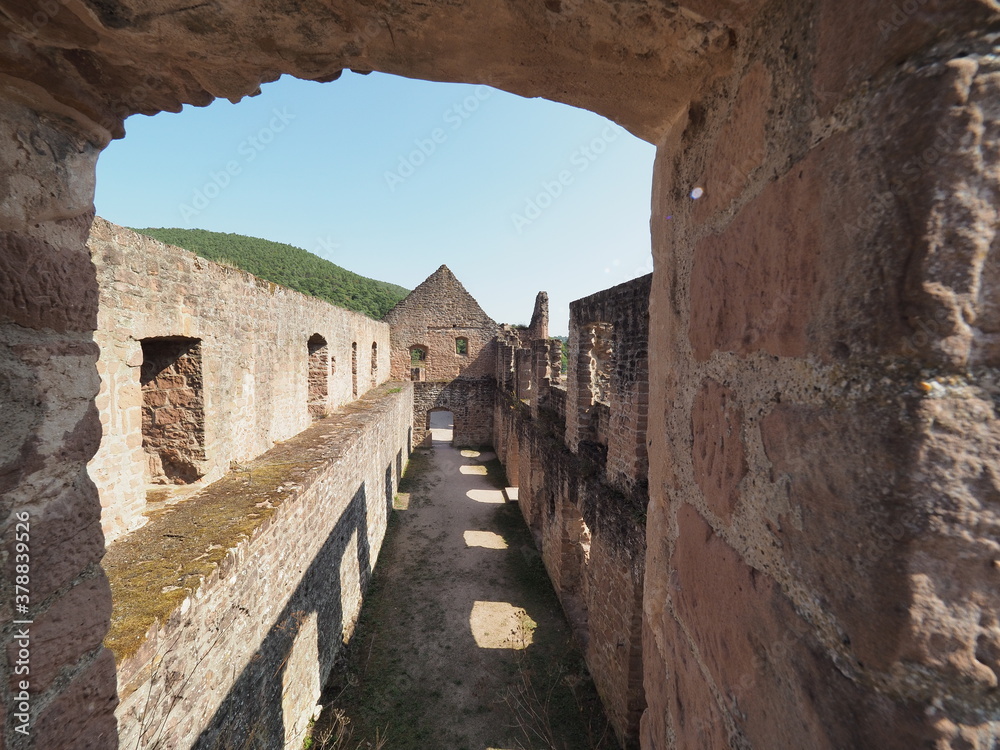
[140,337,206,484]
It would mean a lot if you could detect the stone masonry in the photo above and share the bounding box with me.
[107,383,412,749]
[0,2,998,748]
[494,277,651,748]
[87,219,390,544]
[384,265,498,447]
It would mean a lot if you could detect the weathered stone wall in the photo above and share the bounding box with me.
[567,276,651,492]
[494,286,650,747]
[493,393,647,748]
[106,383,412,750]
[412,379,494,447]
[383,265,498,383]
[2,1,999,747]
[0,99,118,750]
[87,219,391,544]
[641,5,1000,748]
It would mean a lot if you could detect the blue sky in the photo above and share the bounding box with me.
[95,72,655,336]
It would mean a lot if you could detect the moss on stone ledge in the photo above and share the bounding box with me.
[102,383,409,665]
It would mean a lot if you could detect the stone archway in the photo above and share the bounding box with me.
[1,1,998,748]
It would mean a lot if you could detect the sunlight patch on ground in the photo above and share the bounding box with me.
[393,493,410,510]
[504,487,519,502]
[430,428,454,442]
[460,449,481,458]
[464,530,508,549]
[467,488,506,504]
[469,601,536,649]
[460,465,488,475]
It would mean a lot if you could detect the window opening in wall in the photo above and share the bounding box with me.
[371,341,378,387]
[428,409,454,444]
[410,345,427,382]
[385,463,393,512]
[307,333,329,421]
[140,337,206,485]
[455,337,468,356]
[351,342,358,398]
[588,322,615,405]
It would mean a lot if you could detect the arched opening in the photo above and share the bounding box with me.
[371,341,378,388]
[427,408,455,444]
[307,333,329,420]
[455,336,468,356]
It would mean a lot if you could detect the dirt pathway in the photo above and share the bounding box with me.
[313,425,616,750]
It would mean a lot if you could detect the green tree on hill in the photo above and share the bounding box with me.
[133,227,409,319]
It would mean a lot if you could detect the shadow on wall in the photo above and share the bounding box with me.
[190,483,372,749]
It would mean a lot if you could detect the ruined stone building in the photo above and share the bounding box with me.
[383,264,498,447]
[2,2,999,749]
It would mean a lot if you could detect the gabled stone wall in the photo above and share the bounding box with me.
[383,265,498,383]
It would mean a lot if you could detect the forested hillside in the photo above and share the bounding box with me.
[133,228,409,319]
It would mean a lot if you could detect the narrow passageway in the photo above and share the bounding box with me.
[314,433,615,750]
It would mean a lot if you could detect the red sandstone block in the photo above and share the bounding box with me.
[152,407,185,426]
[8,488,106,604]
[693,62,770,223]
[166,389,201,408]
[690,378,745,523]
[813,0,995,116]
[0,229,99,333]
[149,374,186,390]
[7,575,112,694]
[142,390,168,408]
[760,403,915,672]
[692,55,999,366]
[670,503,940,748]
[32,649,118,750]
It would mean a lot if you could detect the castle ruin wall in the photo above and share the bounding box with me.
[106,383,412,749]
[86,219,391,544]
[0,1,998,746]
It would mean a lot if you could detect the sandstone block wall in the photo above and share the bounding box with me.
[106,383,412,749]
[413,380,494,447]
[641,4,1000,747]
[493,280,651,747]
[0,99,119,750]
[86,219,391,544]
[567,276,651,491]
[494,395,647,748]
[383,264,498,382]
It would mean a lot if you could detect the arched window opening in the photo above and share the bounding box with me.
[371,341,378,387]
[455,337,468,356]
[307,333,329,421]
